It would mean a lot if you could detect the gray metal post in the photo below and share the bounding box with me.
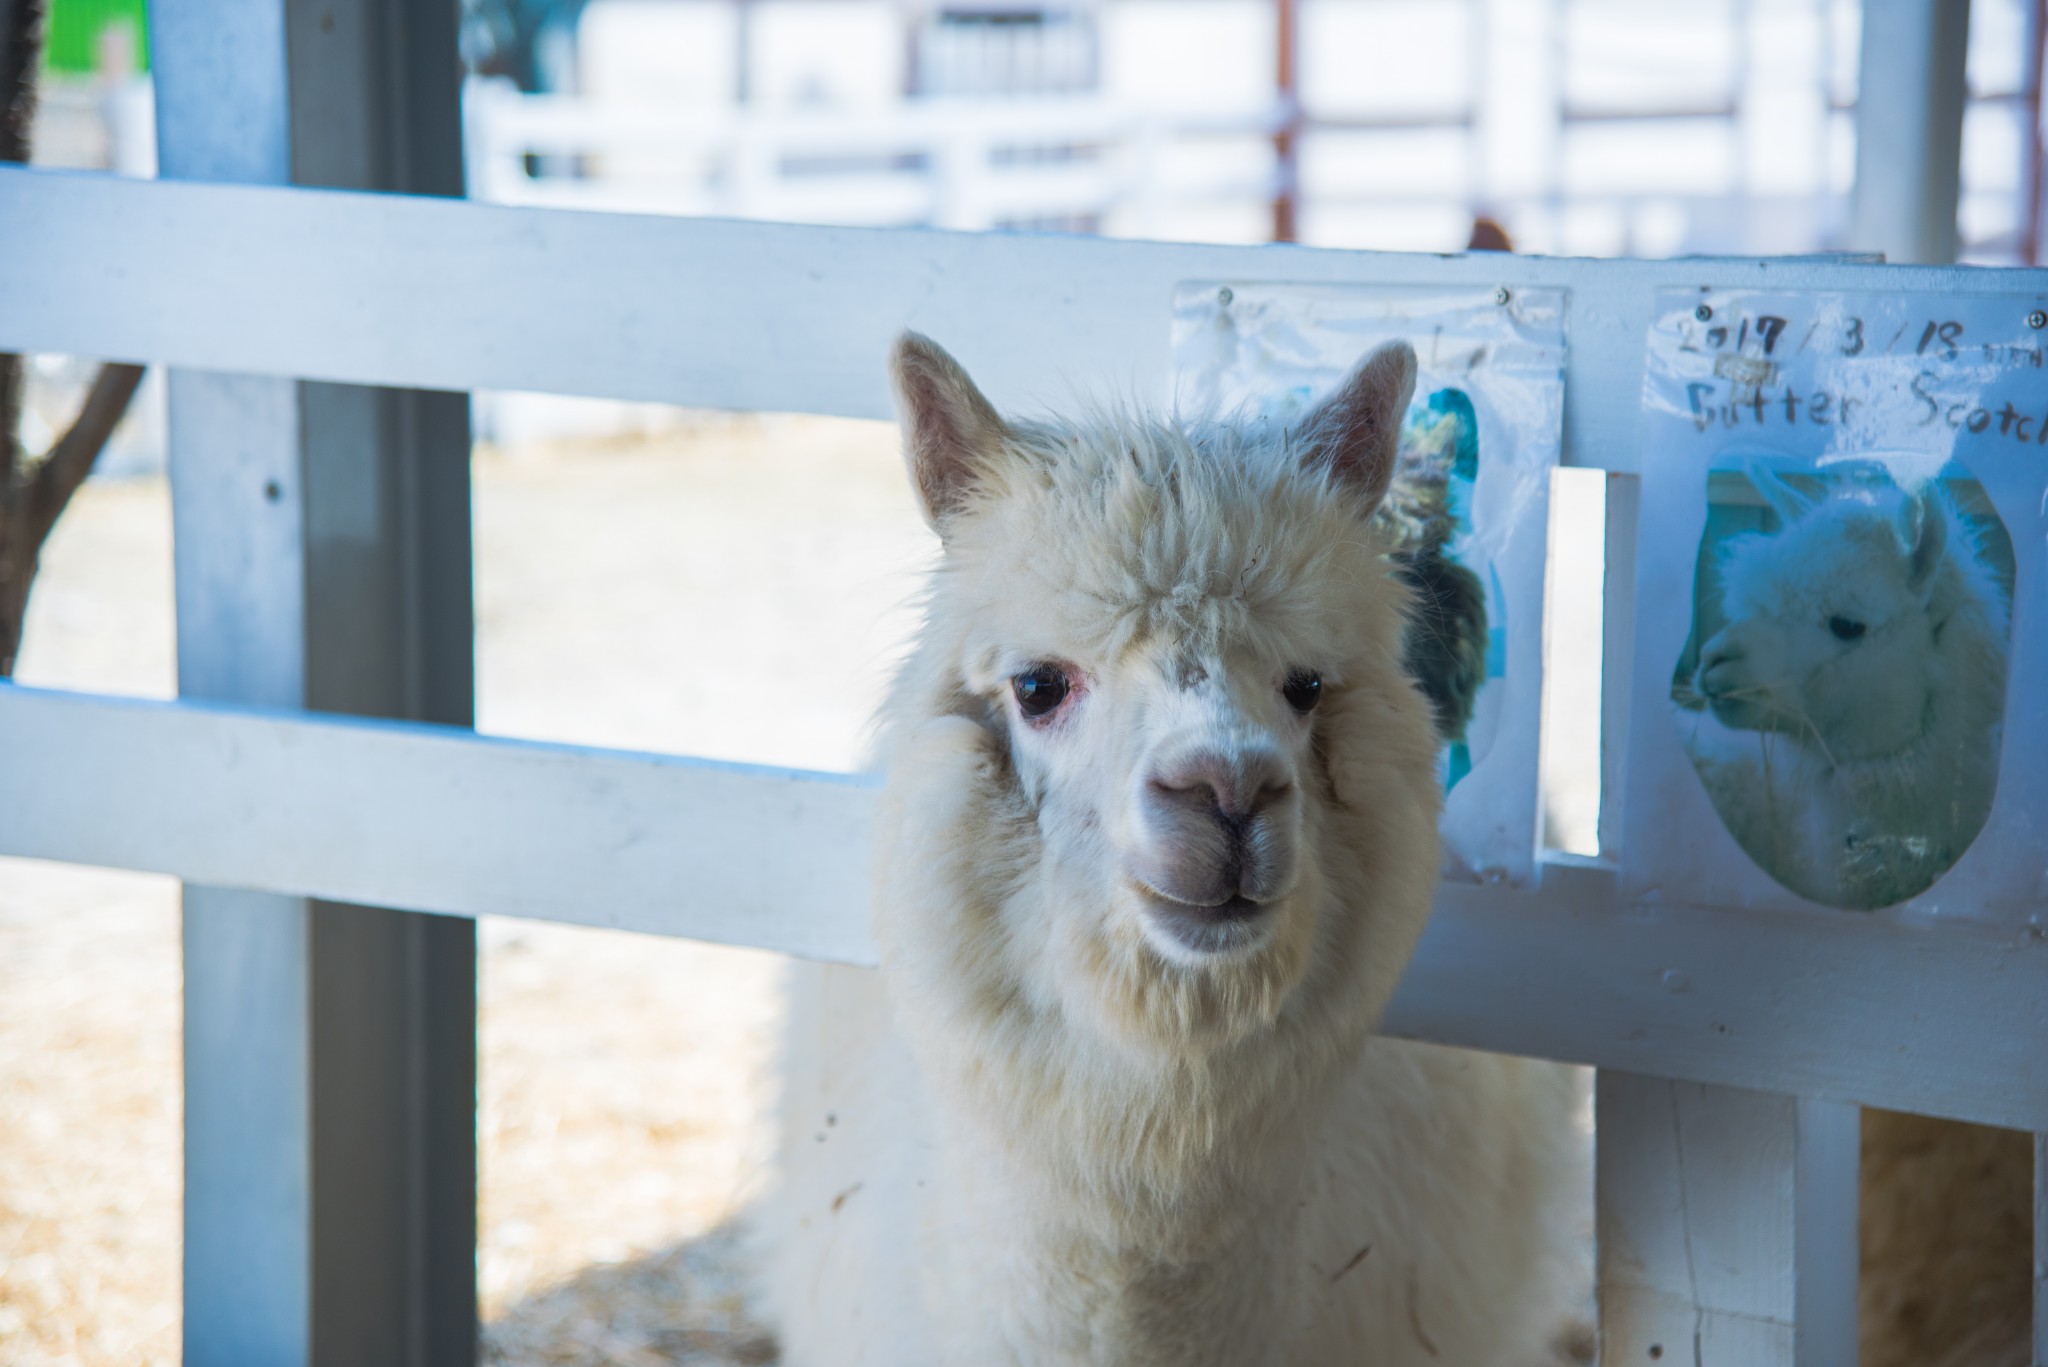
[151,2,477,1364]
[2035,1135,2046,1367]
[1849,0,1972,265]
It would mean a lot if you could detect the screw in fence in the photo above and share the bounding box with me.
[1218,287,1234,307]
[2028,309,2045,330]
[1695,303,1714,322]
[1494,286,1511,307]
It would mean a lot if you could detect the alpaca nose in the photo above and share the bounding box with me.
[1147,749,1294,826]
[1132,747,1301,913]
[1698,634,1743,696]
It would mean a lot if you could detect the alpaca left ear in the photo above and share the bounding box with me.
[1902,485,1948,590]
[1749,465,1818,527]
[1298,340,1417,513]
[891,332,1012,534]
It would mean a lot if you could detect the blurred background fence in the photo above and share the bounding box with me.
[24,0,2048,451]
[31,0,2046,256]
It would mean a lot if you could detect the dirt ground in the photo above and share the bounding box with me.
[0,411,930,1366]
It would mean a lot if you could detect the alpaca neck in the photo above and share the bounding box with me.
[945,1061,1323,1243]
[916,904,1378,1295]
[922,1037,1333,1363]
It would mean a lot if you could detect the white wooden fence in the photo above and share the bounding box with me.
[0,2,2042,1363]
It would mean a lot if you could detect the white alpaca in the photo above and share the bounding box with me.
[1681,465,2009,910]
[758,334,1585,1366]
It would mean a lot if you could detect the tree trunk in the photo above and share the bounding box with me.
[0,0,147,675]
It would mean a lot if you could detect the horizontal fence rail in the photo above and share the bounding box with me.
[4,682,2043,1132]
[2,166,2045,472]
[0,685,877,965]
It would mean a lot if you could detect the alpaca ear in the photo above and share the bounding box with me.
[1749,465,1818,527]
[1297,340,1417,512]
[1902,485,1948,590]
[891,332,1011,533]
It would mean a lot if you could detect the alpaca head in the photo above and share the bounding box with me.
[1695,468,1956,764]
[883,333,1442,1054]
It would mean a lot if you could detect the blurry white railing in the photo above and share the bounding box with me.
[462,78,1283,235]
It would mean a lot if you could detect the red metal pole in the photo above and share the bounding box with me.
[2024,0,2046,263]
[1273,0,1299,243]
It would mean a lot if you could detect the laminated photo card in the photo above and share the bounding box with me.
[1625,288,2046,922]
[1172,283,1567,885]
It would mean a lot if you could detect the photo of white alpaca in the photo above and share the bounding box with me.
[758,335,1586,1365]
[1674,462,2013,911]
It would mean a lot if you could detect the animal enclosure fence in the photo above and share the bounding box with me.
[0,4,2043,1365]
[463,78,1283,236]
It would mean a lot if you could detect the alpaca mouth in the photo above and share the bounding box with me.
[1706,691,1792,734]
[1706,693,1762,729]
[1130,882,1274,956]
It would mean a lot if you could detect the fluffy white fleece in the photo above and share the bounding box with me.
[759,334,1584,1366]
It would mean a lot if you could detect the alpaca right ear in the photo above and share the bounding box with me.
[891,332,1011,534]
[1749,465,1818,527]
[1297,340,1417,513]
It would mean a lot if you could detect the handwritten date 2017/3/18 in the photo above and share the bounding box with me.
[1676,312,1994,362]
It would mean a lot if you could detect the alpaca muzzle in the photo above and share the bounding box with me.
[1127,747,1301,951]
[1697,631,1767,729]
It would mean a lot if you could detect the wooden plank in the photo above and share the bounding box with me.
[1792,1099,1860,1367]
[179,886,310,1366]
[162,372,316,1367]
[149,20,312,1351]
[1595,1075,1858,1366]
[1597,1076,1795,1366]
[1403,861,2045,1132]
[2,167,2046,467]
[0,683,880,965]
[1,683,2041,1131]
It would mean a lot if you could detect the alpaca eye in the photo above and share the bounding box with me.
[1013,665,1070,719]
[1828,616,1867,642]
[1283,670,1322,714]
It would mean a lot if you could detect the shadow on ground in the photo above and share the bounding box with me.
[484,1219,779,1367]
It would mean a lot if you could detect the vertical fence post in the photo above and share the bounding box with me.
[1596,471,1638,864]
[152,10,310,1361]
[1597,1075,1860,1366]
[151,2,477,1364]
[1840,11,1987,1363]
[1849,0,1971,265]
